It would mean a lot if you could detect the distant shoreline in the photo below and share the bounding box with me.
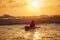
[0,23,60,26]
[0,15,60,25]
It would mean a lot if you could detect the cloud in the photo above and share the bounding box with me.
[0,0,26,8]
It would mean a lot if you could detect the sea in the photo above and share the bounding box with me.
[0,24,60,40]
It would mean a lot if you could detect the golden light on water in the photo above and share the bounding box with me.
[33,31,46,40]
[33,32,41,40]
[33,32,39,39]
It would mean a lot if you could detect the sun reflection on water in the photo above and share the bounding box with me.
[24,30,46,40]
[33,31,46,40]
[33,32,39,39]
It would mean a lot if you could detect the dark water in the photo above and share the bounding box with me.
[0,24,60,40]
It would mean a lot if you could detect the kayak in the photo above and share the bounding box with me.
[24,26,35,31]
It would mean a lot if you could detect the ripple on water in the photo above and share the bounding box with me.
[0,24,60,40]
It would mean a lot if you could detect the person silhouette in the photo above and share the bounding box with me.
[25,20,35,31]
[29,20,35,29]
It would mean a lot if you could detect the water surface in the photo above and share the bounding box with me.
[0,24,60,40]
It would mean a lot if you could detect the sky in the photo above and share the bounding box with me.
[0,0,60,16]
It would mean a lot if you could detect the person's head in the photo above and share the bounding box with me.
[31,20,35,23]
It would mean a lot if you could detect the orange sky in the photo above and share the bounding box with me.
[0,0,60,16]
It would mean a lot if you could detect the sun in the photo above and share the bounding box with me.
[31,1,39,8]
[29,0,39,8]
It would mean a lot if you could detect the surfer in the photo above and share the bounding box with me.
[29,20,35,29]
